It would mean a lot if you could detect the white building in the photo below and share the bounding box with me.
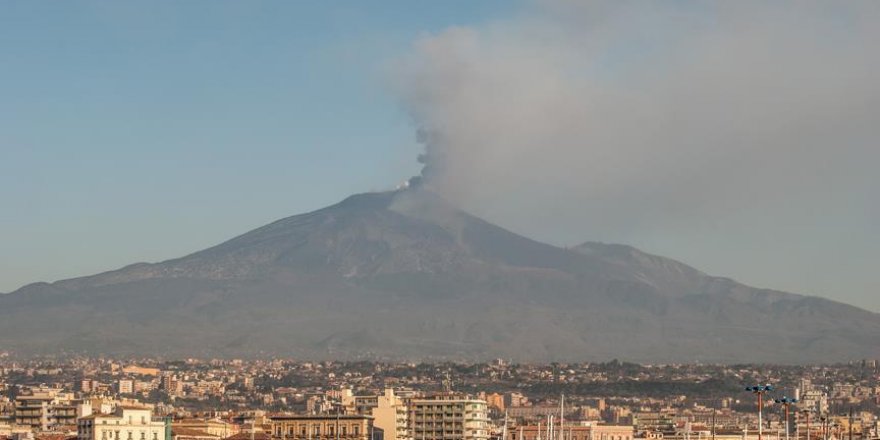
[77,406,166,440]
[409,394,488,440]
[342,388,412,440]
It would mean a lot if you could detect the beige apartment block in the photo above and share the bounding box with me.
[507,425,634,440]
[342,389,411,440]
[269,414,375,440]
[14,387,77,431]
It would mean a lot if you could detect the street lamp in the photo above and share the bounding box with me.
[745,385,774,440]
[775,397,798,440]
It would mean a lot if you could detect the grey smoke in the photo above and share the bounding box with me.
[392,1,880,310]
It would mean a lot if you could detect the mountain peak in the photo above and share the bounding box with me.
[1,191,878,362]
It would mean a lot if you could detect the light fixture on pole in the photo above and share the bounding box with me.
[775,397,798,440]
[746,385,774,440]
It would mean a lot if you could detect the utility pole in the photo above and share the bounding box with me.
[563,396,567,440]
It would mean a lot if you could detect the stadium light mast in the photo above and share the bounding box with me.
[775,397,798,440]
[746,385,775,440]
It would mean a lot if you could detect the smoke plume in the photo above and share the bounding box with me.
[391,1,880,307]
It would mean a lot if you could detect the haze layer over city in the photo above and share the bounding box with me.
[0,3,878,440]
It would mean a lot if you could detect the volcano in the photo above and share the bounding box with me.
[1,188,878,362]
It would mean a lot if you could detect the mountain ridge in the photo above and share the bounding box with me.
[1,188,878,362]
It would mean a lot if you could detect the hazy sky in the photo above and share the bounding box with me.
[2,1,878,313]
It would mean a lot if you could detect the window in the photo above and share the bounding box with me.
[341,426,347,436]
[353,426,360,436]
[153,434,158,440]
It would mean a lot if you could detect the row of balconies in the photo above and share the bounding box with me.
[412,434,464,439]
[413,430,464,434]
[271,436,368,440]
[412,416,465,420]
[412,422,459,427]
[413,426,463,430]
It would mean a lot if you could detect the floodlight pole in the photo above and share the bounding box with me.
[775,397,798,440]
[746,385,774,440]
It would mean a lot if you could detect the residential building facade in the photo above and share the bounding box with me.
[408,394,488,440]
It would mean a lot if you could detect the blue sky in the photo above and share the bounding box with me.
[0,1,517,291]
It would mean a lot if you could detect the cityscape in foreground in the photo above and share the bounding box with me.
[3,5,879,440]
[1,357,879,440]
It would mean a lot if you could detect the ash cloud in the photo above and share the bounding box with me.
[391,1,880,309]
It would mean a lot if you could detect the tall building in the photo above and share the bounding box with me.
[504,394,528,409]
[268,414,375,440]
[118,380,134,395]
[799,390,829,415]
[77,405,166,440]
[161,375,182,396]
[14,387,77,431]
[342,389,411,440]
[408,394,488,440]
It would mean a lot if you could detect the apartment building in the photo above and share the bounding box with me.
[118,381,134,395]
[342,389,411,440]
[408,394,488,440]
[507,425,634,440]
[14,387,77,431]
[268,414,375,440]
[76,406,166,440]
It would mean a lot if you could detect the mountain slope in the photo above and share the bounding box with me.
[1,189,878,362]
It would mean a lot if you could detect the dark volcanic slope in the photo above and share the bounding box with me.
[1,189,878,362]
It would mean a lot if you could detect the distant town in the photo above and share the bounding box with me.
[0,355,878,440]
